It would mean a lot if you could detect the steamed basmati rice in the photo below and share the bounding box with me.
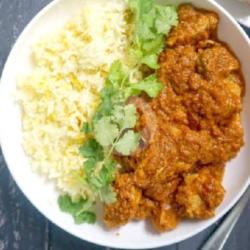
[17,0,132,198]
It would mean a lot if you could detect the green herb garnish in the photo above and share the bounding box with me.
[58,195,96,224]
[125,74,164,98]
[58,0,178,224]
[129,0,178,69]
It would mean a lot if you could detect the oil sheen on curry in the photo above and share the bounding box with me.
[104,5,245,232]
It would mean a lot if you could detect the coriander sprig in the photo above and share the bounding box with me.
[77,60,163,207]
[58,0,178,224]
[129,0,178,69]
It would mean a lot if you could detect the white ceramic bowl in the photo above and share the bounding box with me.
[0,0,250,249]
[215,0,250,27]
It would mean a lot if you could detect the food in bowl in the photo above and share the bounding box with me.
[16,0,245,232]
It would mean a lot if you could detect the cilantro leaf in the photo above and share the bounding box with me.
[79,139,104,161]
[83,158,97,177]
[111,105,124,127]
[94,117,119,147]
[129,0,153,14]
[155,5,178,35]
[122,104,137,129]
[128,0,178,69]
[142,36,164,54]
[58,195,84,215]
[58,195,95,224]
[81,122,93,134]
[99,186,117,204]
[138,22,155,41]
[127,74,163,98]
[115,130,140,156]
[111,104,137,130]
[92,61,128,126]
[142,8,156,28]
[100,159,116,185]
[95,86,116,119]
[74,211,96,224]
[141,54,159,69]
[88,159,116,189]
[106,61,127,88]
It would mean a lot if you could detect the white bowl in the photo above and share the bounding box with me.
[0,0,250,249]
[215,0,250,27]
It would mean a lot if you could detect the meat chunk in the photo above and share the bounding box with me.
[134,198,155,220]
[132,126,194,189]
[176,165,225,219]
[159,44,243,126]
[159,45,198,94]
[145,178,180,202]
[211,114,244,162]
[182,79,242,126]
[104,174,141,228]
[199,45,240,80]
[151,203,180,232]
[167,4,218,47]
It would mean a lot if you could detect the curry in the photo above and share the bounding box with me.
[104,4,245,232]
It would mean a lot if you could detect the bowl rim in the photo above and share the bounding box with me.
[0,0,250,248]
